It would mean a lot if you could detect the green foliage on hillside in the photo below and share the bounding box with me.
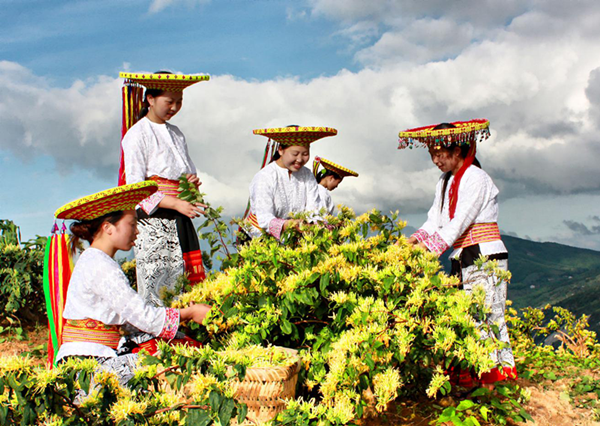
[502,236,600,333]
[0,220,47,336]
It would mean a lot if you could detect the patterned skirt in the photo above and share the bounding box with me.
[135,208,205,307]
[451,244,516,384]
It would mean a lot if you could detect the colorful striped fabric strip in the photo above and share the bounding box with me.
[62,319,121,349]
[453,222,501,249]
[148,176,181,197]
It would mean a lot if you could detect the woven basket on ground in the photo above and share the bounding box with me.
[231,347,301,425]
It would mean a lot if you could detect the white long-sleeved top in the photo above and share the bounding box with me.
[56,248,179,361]
[317,184,334,215]
[121,117,197,213]
[248,162,323,239]
[413,165,507,259]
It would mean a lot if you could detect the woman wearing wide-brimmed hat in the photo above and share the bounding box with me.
[312,156,358,215]
[245,125,337,240]
[49,181,210,384]
[398,119,516,387]
[118,71,210,306]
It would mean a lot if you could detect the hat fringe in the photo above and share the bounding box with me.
[43,222,74,368]
[398,119,490,149]
[118,83,145,186]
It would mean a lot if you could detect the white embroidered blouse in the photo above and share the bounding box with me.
[121,117,197,214]
[412,165,507,259]
[317,184,334,215]
[248,162,323,239]
[56,248,179,361]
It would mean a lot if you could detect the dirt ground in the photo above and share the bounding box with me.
[1,329,599,425]
[521,379,600,426]
[0,326,47,363]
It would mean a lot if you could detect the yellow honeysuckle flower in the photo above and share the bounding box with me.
[109,398,149,423]
[373,368,403,412]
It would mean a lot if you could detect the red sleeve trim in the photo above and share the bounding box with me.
[412,229,430,243]
[158,308,179,340]
[423,231,449,256]
[269,218,286,240]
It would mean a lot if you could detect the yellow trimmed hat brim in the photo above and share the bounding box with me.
[253,126,337,146]
[120,72,210,92]
[316,157,358,177]
[55,181,158,220]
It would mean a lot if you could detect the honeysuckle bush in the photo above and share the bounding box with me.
[0,342,255,425]
[0,219,47,336]
[506,304,600,421]
[8,208,600,424]
[173,207,517,424]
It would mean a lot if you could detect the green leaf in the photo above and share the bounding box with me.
[464,416,482,426]
[470,387,490,397]
[519,408,534,422]
[237,403,248,424]
[219,398,235,425]
[480,406,489,422]
[359,374,370,391]
[185,408,211,426]
[559,391,570,402]
[209,390,221,412]
[320,273,330,294]
[456,399,475,411]
[365,353,375,370]
[281,320,292,335]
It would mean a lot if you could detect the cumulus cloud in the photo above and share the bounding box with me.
[0,61,121,177]
[3,1,600,224]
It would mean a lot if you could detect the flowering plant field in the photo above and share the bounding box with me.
[174,207,524,424]
[2,210,599,425]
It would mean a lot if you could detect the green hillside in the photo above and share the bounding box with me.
[442,235,600,333]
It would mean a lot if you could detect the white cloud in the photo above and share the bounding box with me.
[4,0,600,249]
[148,0,210,13]
[355,18,476,66]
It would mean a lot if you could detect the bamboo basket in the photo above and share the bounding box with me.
[231,347,301,425]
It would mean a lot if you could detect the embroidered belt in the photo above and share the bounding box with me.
[62,319,121,349]
[148,176,181,198]
[453,223,501,249]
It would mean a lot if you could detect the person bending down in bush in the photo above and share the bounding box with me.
[52,181,210,386]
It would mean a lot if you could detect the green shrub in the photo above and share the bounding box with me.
[0,220,47,333]
[175,207,522,424]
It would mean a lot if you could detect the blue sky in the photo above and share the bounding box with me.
[2,0,600,251]
[0,0,358,84]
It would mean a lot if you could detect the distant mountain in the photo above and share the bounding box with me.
[441,235,600,333]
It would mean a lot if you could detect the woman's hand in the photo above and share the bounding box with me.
[283,219,303,231]
[180,303,211,325]
[175,198,207,219]
[186,174,202,189]
[159,196,206,218]
[406,236,418,245]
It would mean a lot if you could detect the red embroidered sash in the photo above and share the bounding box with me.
[62,319,121,349]
[148,176,181,197]
[453,223,501,249]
